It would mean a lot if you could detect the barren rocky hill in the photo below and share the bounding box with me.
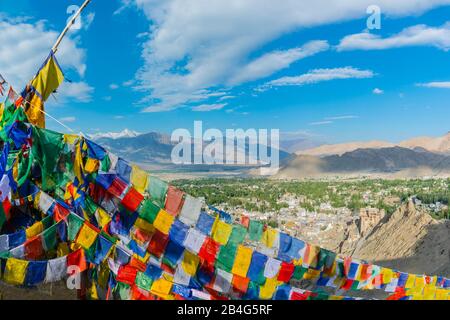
[351,201,450,277]
[310,202,450,278]
[297,132,450,156]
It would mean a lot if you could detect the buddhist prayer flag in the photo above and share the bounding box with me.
[212,219,233,245]
[22,53,64,128]
[130,165,148,194]
[164,186,184,216]
[231,245,252,278]
[153,209,175,235]
[4,258,29,285]
[178,194,202,226]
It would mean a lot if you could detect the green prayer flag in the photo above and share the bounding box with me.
[42,224,57,251]
[215,244,238,272]
[116,282,131,300]
[147,176,168,207]
[139,199,160,224]
[248,220,263,241]
[292,266,308,280]
[100,154,111,172]
[68,213,84,241]
[85,196,99,216]
[135,271,153,291]
[228,225,247,245]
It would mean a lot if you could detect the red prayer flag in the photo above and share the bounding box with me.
[290,291,310,300]
[116,265,138,285]
[164,186,184,217]
[198,237,220,266]
[129,257,147,272]
[121,187,144,212]
[107,177,128,199]
[67,249,88,273]
[240,215,250,228]
[54,203,70,222]
[147,230,169,258]
[277,261,295,282]
[340,279,354,290]
[25,236,44,260]
[232,275,250,294]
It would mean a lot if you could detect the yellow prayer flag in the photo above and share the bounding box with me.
[133,252,150,264]
[89,282,99,300]
[151,278,173,297]
[423,285,436,300]
[74,141,84,185]
[259,277,279,300]
[76,223,99,249]
[306,245,320,268]
[405,275,416,289]
[435,289,449,300]
[57,242,70,257]
[381,268,393,284]
[182,251,199,276]
[415,276,425,289]
[231,245,252,278]
[134,217,155,234]
[131,165,148,194]
[262,227,277,248]
[303,269,321,280]
[212,220,233,245]
[4,258,29,285]
[84,158,99,173]
[153,209,175,235]
[0,102,4,123]
[26,221,43,239]
[63,134,79,145]
[95,208,111,229]
[412,294,424,300]
[25,53,64,128]
[98,261,110,289]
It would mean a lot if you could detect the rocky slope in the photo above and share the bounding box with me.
[351,202,450,277]
[297,132,450,156]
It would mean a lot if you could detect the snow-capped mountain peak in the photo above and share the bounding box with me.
[89,129,141,140]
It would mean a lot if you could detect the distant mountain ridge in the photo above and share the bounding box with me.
[277,146,450,179]
[93,130,291,167]
[297,132,450,156]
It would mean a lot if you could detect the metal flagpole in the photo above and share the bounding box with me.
[52,0,92,54]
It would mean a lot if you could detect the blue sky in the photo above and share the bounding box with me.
[1,0,450,144]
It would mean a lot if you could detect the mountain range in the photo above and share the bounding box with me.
[276,146,450,179]
[91,129,291,169]
[91,130,450,177]
[297,132,450,156]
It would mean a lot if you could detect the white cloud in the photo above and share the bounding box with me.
[60,116,76,123]
[325,115,359,120]
[109,83,119,90]
[218,95,236,101]
[191,103,227,112]
[54,81,94,103]
[114,115,125,119]
[228,40,329,85]
[0,18,92,103]
[373,88,384,94]
[260,67,374,90]
[120,0,450,112]
[416,81,450,88]
[338,22,450,51]
[310,121,333,126]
